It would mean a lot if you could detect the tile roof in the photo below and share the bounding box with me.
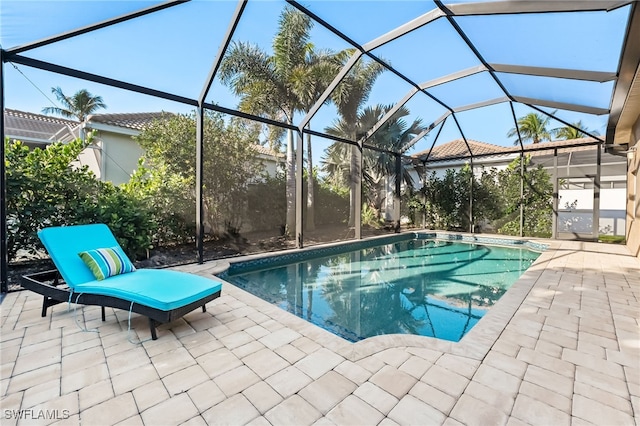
[7,109,283,160]
[86,112,174,131]
[413,139,506,161]
[4,108,79,142]
[254,144,285,158]
[413,137,601,162]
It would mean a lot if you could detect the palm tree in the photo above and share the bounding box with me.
[324,104,425,220]
[219,6,339,235]
[327,55,386,226]
[507,112,552,145]
[363,104,425,191]
[42,87,107,122]
[554,121,600,140]
[293,49,345,231]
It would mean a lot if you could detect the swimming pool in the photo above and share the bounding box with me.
[223,235,543,342]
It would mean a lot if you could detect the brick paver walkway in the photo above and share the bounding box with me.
[1,239,638,425]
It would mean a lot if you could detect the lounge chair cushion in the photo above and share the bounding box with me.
[39,224,126,287]
[79,246,136,280]
[72,269,223,311]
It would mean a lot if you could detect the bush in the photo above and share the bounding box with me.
[496,156,553,237]
[314,181,349,226]
[246,174,286,232]
[416,158,552,236]
[6,137,97,261]
[400,187,423,226]
[361,203,382,228]
[5,137,155,261]
[124,160,195,246]
[82,184,155,259]
[134,112,263,238]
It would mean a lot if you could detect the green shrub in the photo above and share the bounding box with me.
[496,156,553,237]
[246,174,286,232]
[134,111,263,238]
[124,160,195,246]
[5,137,155,261]
[314,181,349,225]
[5,137,97,261]
[81,184,155,259]
[361,203,383,228]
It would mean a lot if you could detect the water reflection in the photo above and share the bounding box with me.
[227,239,538,342]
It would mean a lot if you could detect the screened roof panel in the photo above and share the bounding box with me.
[0,0,636,158]
[17,1,235,100]
[428,114,465,156]
[453,102,515,149]
[306,100,339,135]
[535,106,608,140]
[3,64,195,117]
[310,58,416,141]
[301,1,436,46]
[498,73,615,111]
[0,1,166,49]
[206,1,353,127]
[426,71,505,110]
[508,103,606,146]
[406,93,449,126]
[359,90,448,155]
[453,6,630,72]
[405,119,445,158]
[365,69,418,116]
[370,17,481,85]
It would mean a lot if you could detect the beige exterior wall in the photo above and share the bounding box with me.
[94,130,144,185]
[626,118,640,258]
[88,126,283,186]
[75,145,102,179]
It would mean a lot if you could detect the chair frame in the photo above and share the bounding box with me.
[21,269,221,340]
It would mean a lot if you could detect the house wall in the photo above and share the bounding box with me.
[257,154,283,179]
[559,187,627,236]
[75,145,102,179]
[626,117,640,257]
[406,159,511,192]
[94,131,144,185]
[90,126,283,188]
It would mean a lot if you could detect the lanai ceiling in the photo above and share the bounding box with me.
[1,0,640,158]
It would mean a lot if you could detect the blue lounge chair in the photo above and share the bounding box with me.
[20,224,222,340]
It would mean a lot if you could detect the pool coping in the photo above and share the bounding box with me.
[209,231,556,362]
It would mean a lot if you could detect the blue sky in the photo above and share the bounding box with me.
[1,0,630,156]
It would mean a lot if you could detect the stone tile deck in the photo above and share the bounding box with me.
[1,239,638,425]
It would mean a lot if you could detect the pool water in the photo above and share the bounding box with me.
[225,239,541,342]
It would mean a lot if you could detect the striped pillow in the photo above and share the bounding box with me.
[78,246,136,281]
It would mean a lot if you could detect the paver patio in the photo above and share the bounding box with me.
[1,239,638,425]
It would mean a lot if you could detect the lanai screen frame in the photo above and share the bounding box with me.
[1,0,639,293]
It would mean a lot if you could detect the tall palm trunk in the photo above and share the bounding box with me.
[306,123,315,231]
[285,124,296,235]
[348,132,359,227]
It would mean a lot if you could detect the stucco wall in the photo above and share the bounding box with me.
[626,118,640,257]
[97,131,144,185]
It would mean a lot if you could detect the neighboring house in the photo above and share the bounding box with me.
[4,109,285,186]
[406,137,628,237]
[84,112,285,184]
[4,109,99,174]
[253,144,285,179]
[83,112,169,184]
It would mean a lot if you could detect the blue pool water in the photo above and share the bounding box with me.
[224,238,541,342]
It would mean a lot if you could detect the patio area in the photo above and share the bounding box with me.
[1,238,638,426]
